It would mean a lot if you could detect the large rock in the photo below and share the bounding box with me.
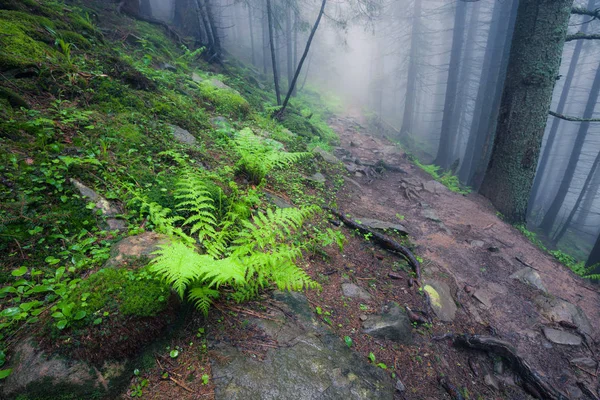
[308,172,326,184]
[423,280,457,322]
[342,283,371,300]
[313,147,341,164]
[422,180,447,194]
[265,193,293,209]
[534,295,593,338]
[362,302,413,344]
[212,291,395,399]
[356,218,408,235]
[1,338,127,399]
[543,327,582,346]
[510,267,547,292]
[169,124,197,146]
[105,231,170,267]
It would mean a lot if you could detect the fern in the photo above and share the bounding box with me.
[175,170,218,243]
[187,286,219,316]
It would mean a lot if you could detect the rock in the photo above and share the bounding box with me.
[313,147,340,164]
[470,240,485,248]
[308,172,326,184]
[210,116,230,129]
[355,218,408,235]
[210,78,235,91]
[484,374,499,391]
[169,124,197,146]
[191,72,203,82]
[345,163,358,173]
[160,62,177,72]
[1,338,126,399]
[106,218,128,232]
[105,232,170,267]
[422,180,447,194]
[362,302,413,344]
[71,179,126,232]
[473,289,493,309]
[388,272,403,280]
[342,283,371,300]
[493,358,504,374]
[509,267,547,292]
[359,314,368,321]
[570,357,597,370]
[542,327,582,346]
[423,280,457,322]
[343,176,362,190]
[421,208,441,223]
[395,379,406,392]
[534,295,593,338]
[265,193,293,208]
[212,291,395,399]
[566,385,583,399]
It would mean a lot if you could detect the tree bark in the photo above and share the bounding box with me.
[539,57,600,234]
[399,0,421,138]
[266,0,281,105]
[586,231,600,269]
[286,7,294,92]
[248,3,256,65]
[276,0,327,117]
[528,0,595,209]
[434,0,467,169]
[204,0,221,58]
[479,0,574,224]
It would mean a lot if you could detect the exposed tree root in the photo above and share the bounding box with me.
[450,334,568,400]
[438,376,465,400]
[325,208,421,281]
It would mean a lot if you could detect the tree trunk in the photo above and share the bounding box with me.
[586,231,600,270]
[262,7,268,74]
[140,0,152,17]
[266,0,281,105]
[197,0,216,56]
[286,7,294,92]
[539,57,600,234]
[204,0,221,58]
[434,0,467,169]
[575,159,600,226]
[458,0,508,183]
[399,0,421,138]
[479,0,574,224]
[528,0,595,208]
[193,0,210,47]
[292,11,298,96]
[553,150,600,244]
[248,4,256,65]
[276,0,327,117]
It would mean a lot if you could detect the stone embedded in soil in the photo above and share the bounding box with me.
[71,179,126,232]
[422,180,447,194]
[343,176,362,189]
[356,217,408,234]
[342,283,371,300]
[534,295,593,338]
[421,208,441,223]
[105,231,170,267]
[1,338,126,399]
[470,240,485,248]
[191,72,203,82]
[395,379,406,392]
[209,78,239,94]
[509,267,547,293]
[484,374,499,391]
[423,280,457,322]
[308,172,326,184]
[362,302,413,344]
[212,291,395,399]
[543,327,582,346]
[265,193,293,208]
[210,116,229,129]
[313,147,341,164]
[169,124,197,146]
[570,357,597,370]
[472,289,493,309]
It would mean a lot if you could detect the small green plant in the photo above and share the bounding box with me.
[344,336,353,348]
[201,374,210,385]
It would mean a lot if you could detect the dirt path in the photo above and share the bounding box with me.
[329,114,600,399]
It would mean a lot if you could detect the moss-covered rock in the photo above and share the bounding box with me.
[0,12,54,71]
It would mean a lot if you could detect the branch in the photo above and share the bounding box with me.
[565,32,600,42]
[571,6,600,19]
[549,110,600,122]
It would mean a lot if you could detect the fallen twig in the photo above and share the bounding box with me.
[325,208,421,281]
[169,376,194,393]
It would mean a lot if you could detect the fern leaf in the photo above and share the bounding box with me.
[188,286,220,316]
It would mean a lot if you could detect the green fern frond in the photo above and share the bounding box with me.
[187,286,220,316]
[175,170,218,243]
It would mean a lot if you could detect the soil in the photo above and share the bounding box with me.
[136,113,600,400]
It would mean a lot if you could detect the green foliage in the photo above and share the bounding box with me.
[413,159,470,195]
[197,80,251,118]
[233,128,312,184]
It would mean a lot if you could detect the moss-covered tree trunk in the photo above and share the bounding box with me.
[479,0,574,223]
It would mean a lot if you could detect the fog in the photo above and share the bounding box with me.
[147,0,600,263]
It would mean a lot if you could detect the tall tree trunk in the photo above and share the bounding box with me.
[586,231,600,270]
[479,0,574,224]
[399,0,421,138]
[195,0,213,50]
[286,7,293,92]
[539,58,600,234]
[205,0,221,58]
[553,151,600,244]
[528,0,595,208]
[276,0,327,117]
[434,0,467,169]
[266,0,281,105]
[248,4,256,65]
[292,11,298,96]
[458,0,509,182]
[262,8,268,74]
[575,161,600,226]
[140,0,152,17]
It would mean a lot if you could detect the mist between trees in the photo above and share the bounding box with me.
[128,0,600,270]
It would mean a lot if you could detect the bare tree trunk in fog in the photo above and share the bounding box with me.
[471,0,518,190]
[479,0,575,224]
[266,0,281,105]
[539,59,600,234]
[575,162,600,226]
[399,0,421,138]
[528,0,595,210]
[140,0,152,17]
[459,0,509,183]
[276,0,327,117]
[262,9,268,74]
[286,7,294,92]
[434,0,467,169]
[451,1,480,160]
[300,51,312,91]
[204,0,221,58]
[195,0,214,51]
[247,4,256,65]
[553,151,600,244]
[292,11,298,96]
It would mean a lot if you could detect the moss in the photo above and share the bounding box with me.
[0,86,29,109]
[57,30,91,49]
[197,81,251,119]
[0,13,54,71]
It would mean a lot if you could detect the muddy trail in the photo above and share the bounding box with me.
[320,114,600,399]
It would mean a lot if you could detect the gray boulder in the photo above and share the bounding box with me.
[534,295,593,338]
[169,124,197,146]
[105,231,170,267]
[342,283,371,300]
[423,280,457,322]
[313,147,341,164]
[543,327,582,346]
[362,302,413,344]
[510,267,547,293]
